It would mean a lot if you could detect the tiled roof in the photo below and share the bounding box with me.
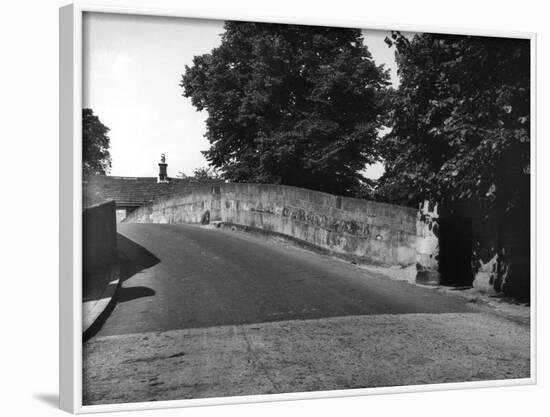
[83,175,222,208]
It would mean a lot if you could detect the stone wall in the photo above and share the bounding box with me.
[83,200,118,272]
[471,213,499,293]
[415,201,440,284]
[125,183,419,267]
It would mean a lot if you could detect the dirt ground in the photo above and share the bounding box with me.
[84,310,530,405]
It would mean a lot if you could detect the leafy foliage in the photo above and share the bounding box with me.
[192,166,219,180]
[83,108,112,176]
[181,21,389,195]
[378,33,530,212]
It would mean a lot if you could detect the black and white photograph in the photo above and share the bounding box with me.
[80,10,531,407]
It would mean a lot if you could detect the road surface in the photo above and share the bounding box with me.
[83,223,530,405]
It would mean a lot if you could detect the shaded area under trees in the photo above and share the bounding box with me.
[378,33,530,297]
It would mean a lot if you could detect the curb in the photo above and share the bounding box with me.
[83,264,121,340]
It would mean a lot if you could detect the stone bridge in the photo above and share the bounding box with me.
[124,182,438,281]
[82,183,530,405]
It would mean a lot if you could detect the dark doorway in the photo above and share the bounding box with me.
[439,214,473,286]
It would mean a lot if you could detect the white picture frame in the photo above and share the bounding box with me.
[59,3,537,413]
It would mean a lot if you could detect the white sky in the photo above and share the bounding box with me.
[83,12,405,179]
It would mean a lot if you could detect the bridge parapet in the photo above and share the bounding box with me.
[124,183,421,267]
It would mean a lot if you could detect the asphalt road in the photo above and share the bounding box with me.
[95,223,471,338]
[83,223,530,405]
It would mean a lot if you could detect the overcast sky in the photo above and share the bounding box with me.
[83,12,406,179]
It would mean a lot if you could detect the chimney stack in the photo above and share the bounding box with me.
[158,154,169,183]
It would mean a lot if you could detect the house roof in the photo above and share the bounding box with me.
[83,175,222,208]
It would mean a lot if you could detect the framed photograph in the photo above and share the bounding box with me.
[60,3,536,413]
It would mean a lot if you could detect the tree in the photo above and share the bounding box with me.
[378,33,530,296]
[181,21,389,196]
[192,166,219,180]
[83,108,112,175]
[378,33,530,211]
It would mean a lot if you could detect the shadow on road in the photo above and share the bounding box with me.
[117,286,156,302]
[117,233,161,282]
[83,234,161,341]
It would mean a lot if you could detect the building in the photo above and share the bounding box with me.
[83,155,222,222]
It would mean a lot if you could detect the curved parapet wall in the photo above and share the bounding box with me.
[125,183,419,266]
[125,186,222,225]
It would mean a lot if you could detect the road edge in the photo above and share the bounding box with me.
[83,264,122,341]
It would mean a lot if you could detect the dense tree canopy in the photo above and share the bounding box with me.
[378,33,530,212]
[83,108,112,176]
[181,21,389,195]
